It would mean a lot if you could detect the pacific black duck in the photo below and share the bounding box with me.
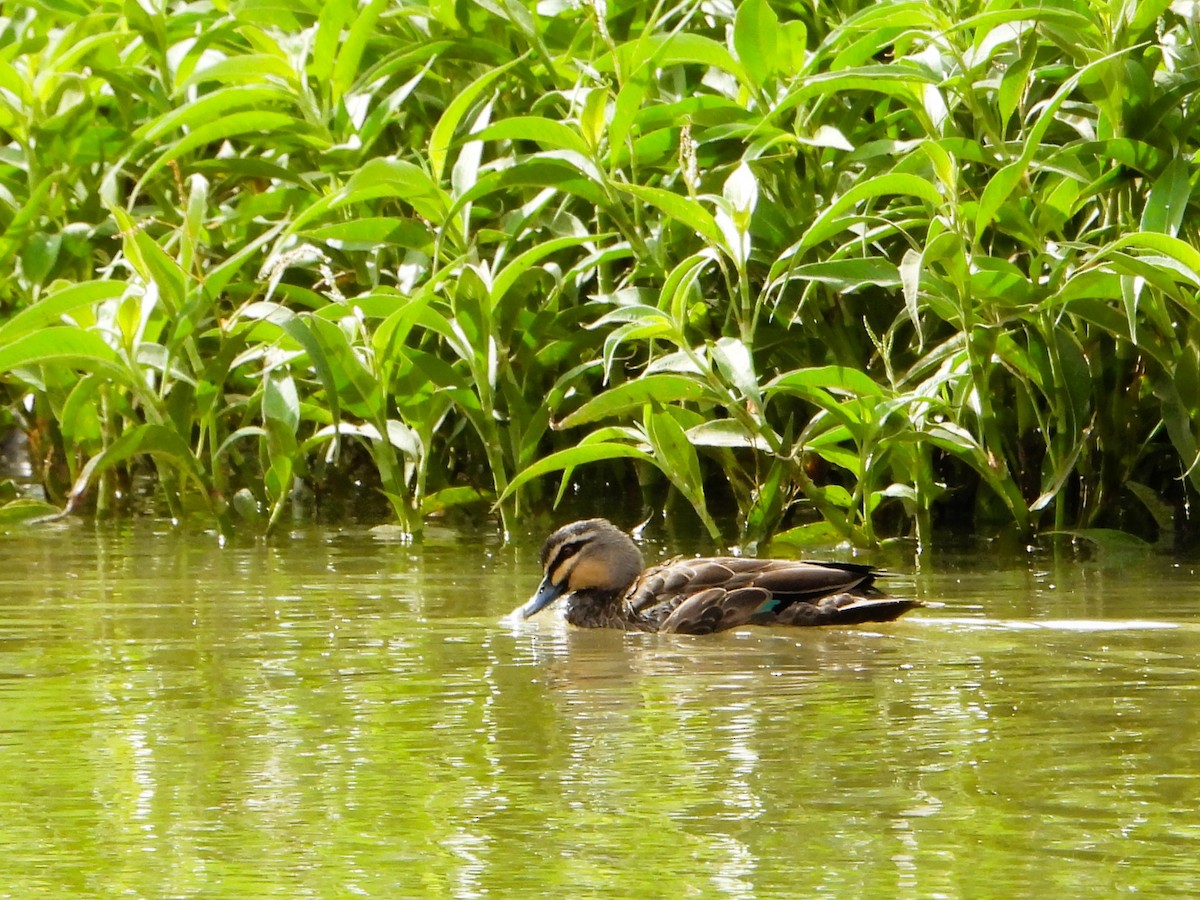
[519,518,921,634]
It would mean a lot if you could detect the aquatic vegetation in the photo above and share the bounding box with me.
[1,0,1199,546]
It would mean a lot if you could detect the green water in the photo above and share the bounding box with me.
[2,521,1198,898]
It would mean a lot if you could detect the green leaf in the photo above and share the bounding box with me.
[237,303,344,428]
[0,328,129,384]
[900,248,923,346]
[20,232,61,286]
[998,33,1036,131]
[978,45,1141,237]
[765,366,884,399]
[69,423,208,506]
[449,157,608,214]
[660,251,717,325]
[422,486,489,515]
[429,56,524,182]
[594,306,678,381]
[779,20,807,74]
[0,281,125,344]
[472,117,592,155]
[770,258,901,291]
[712,337,761,410]
[215,426,269,460]
[0,499,63,526]
[614,183,724,246]
[1103,232,1200,283]
[60,374,104,456]
[790,173,942,257]
[136,85,290,142]
[1047,325,1091,439]
[492,235,606,309]
[773,65,936,122]
[111,206,188,311]
[609,33,745,85]
[312,0,355,87]
[307,316,384,420]
[1126,0,1173,37]
[1125,481,1175,538]
[609,70,649,168]
[687,420,770,450]
[263,370,300,435]
[337,158,449,225]
[771,521,846,548]
[579,87,608,151]
[645,406,718,537]
[1141,158,1192,236]
[975,161,1025,237]
[333,0,388,98]
[559,374,716,428]
[174,55,299,94]
[373,292,434,361]
[139,111,318,189]
[304,217,432,251]
[202,222,286,301]
[498,443,655,504]
[733,0,779,89]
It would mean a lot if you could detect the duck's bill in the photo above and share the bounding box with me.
[520,576,565,618]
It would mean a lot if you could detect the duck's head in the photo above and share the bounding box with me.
[520,519,645,619]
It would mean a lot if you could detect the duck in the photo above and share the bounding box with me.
[518,518,922,634]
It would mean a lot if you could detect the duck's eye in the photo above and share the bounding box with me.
[547,540,585,580]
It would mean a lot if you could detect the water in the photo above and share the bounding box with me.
[1,520,1198,897]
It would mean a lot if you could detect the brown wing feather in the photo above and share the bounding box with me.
[658,586,773,634]
[632,558,875,602]
[746,562,875,597]
[627,556,908,632]
[626,558,706,613]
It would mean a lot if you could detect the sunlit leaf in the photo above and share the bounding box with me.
[0,499,63,526]
[559,374,716,428]
[429,56,524,182]
[498,443,655,504]
[614,183,724,245]
[645,406,718,537]
[1141,159,1194,237]
[687,420,770,450]
[0,281,125,343]
[789,173,942,257]
[733,0,779,90]
[68,424,209,507]
[0,328,129,384]
[472,117,592,155]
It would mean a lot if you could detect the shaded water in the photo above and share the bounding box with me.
[1,520,1198,897]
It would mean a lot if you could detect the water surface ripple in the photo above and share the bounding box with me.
[1,522,1197,897]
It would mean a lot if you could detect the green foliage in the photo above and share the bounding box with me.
[2,0,1200,546]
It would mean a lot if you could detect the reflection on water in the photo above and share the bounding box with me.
[1,520,1198,897]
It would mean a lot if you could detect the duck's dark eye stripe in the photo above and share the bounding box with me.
[548,540,583,574]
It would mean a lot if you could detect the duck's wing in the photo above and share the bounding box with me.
[630,557,919,634]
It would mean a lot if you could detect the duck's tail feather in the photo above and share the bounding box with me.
[773,595,924,626]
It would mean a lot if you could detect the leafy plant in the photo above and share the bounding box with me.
[2,0,1200,548]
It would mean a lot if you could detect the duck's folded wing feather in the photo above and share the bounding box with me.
[632,558,876,605]
[626,559,727,613]
[633,556,915,633]
[748,561,877,598]
[657,586,773,634]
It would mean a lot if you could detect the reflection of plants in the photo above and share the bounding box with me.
[2,1,1200,545]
